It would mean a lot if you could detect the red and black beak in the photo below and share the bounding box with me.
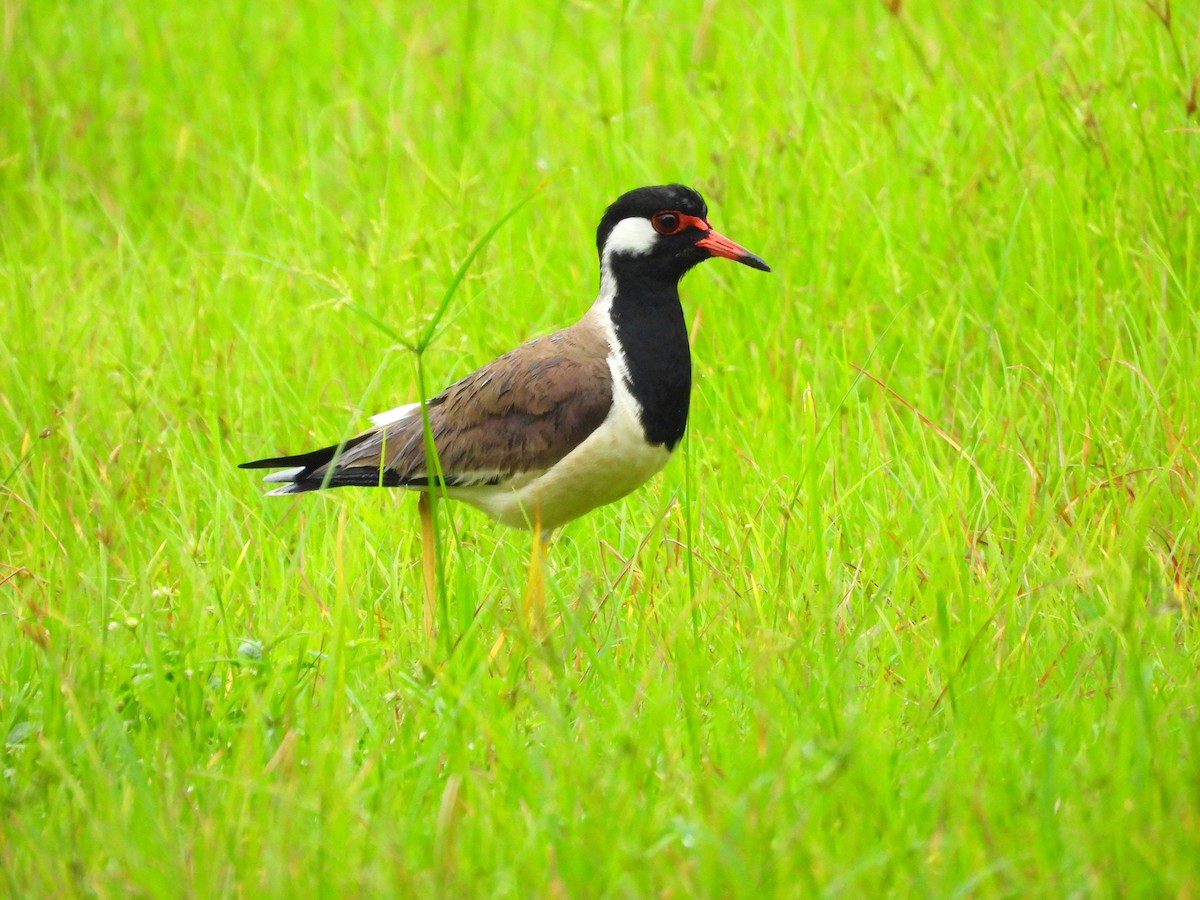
[669,211,770,272]
[695,228,771,272]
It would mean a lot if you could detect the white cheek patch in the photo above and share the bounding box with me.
[603,217,659,261]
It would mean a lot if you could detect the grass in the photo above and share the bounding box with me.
[2,0,1199,894]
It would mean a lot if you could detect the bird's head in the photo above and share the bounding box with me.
[596,184,770,281]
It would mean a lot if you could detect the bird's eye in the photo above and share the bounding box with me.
[651,211,684,235]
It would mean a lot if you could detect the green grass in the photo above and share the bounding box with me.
[3,0,1199,894]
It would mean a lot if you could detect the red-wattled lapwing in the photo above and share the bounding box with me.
[241,184,770,536]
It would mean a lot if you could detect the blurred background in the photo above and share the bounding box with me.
[2,1,1198,894]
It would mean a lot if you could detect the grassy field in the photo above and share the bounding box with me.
[3,0,1199,895]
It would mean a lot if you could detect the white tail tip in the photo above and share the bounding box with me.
[263,466,306,484]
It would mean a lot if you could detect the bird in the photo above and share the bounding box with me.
[240,184,770,535]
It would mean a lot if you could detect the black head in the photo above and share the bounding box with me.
[595,184,770,281]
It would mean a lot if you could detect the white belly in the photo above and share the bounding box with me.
[447,378,671,531]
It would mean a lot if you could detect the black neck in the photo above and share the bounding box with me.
[607,265,691,450]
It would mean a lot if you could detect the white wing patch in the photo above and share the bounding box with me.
[369,401,422,428]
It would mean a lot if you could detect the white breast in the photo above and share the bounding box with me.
[447,360,670,531]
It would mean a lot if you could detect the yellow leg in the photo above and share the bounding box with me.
[418,492,436,642]
[522,508,546,637]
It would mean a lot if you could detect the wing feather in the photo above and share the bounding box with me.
[242,324,614,493]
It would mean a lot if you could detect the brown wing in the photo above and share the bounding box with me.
[328,324,613,486]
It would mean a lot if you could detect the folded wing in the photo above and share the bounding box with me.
[240,326,614,495]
